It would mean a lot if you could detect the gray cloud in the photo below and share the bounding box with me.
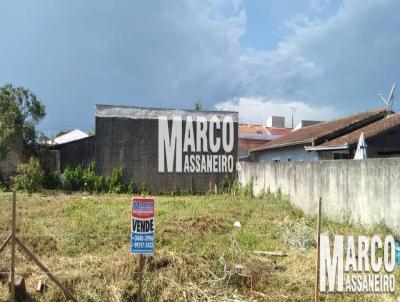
[0,0,399,129]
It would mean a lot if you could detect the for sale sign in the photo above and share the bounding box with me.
[131,197,155,255]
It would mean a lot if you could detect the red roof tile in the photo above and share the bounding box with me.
[320,113,400,147]
[251,108,388,152]
[239,139,271,150]
[239,124,269,135]
[266,127,293,136]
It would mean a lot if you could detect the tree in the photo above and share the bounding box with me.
[0,84,46,161]
[194,100,202,111]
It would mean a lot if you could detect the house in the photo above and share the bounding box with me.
[47,129,89,145]
[250,108,400,162]
[33,129,94,174]
[238,116,292,159]
[50,136,95,171]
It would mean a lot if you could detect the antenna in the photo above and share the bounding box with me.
[379,83,396,113]
[290,106,296,128]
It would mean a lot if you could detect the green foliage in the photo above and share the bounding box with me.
[230,179,241,196]
[241,177,254,198]
[83,169,97,193]
[15,157,44,193]
[63,165,85,191]
[42,170,61,190]
[88,127,95,136]
[127,179,137,194]
[170,186,182,196]
[60,163,133,194]
[108,166,126,193]
[94,176,108,193]
[83,162,97,192]
[219,175,231,194]
[140,182,150,195]
[194,100,202,111]
[0,84,46,161]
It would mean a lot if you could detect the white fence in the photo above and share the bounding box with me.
[238,159,400,230]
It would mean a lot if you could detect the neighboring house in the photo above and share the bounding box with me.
[37,129,94,173]
[238,116,292,160]
[47,129,89,145]
[50,135,95,171]
[292,120,322,131]
[250,108,400,162]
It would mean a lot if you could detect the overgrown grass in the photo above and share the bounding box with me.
[0,191,398,301]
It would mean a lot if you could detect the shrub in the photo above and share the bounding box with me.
[15,157,44,194]
[63,165,84,191]
[219,175,230,194]
[140,182,150,195]
[42,170,61,190]
[83,162,97,192]
[230,180,241,196]
[94,175,108,193]
[241,177,254,198]
[170,186,181,196]
[127,179,137,194]
[108,166,126,193]
[83,169,97,192]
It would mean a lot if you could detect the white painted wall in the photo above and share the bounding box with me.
[238,159,400,231]
[255,145,318,162]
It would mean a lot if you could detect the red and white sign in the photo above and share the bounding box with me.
[131,197,155,254]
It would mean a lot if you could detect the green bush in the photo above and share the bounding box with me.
[230,179,241,196]
[94,175,108,193]
[108,166,126,193]
[83,169,97,192]
[127,179,137,194]
[241,177,254,198]
[42,170,61,190]
[15,157,44,193]
[140,182,150,195]
[59,163,139,194]
[63,165,84,191]
[83,162,97,192]
[219,175,231,194]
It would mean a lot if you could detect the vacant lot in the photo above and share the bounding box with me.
[0,191,398,301]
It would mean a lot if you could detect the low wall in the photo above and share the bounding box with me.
[238,159,400,231]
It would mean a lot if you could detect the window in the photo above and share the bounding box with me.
[333,152,350,160]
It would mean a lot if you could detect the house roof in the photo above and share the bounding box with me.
[239,124,270,136]
[266,127,293,136]
[319,113,400,148]
[251,108,388,152]
[239,124,292,140]
[239,139,271,150]
[47,129,89,145]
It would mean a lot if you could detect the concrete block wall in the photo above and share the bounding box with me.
[238,159,400,231]
[95,107,238,193]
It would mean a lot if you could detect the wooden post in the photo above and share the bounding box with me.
[10,191,16,302]
[314,197,322,302]
[0,191,77,302]
[0,234,11,255]
[138,254,145,302]
[15,237,77,302]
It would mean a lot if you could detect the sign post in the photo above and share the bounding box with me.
[131,197,155,301]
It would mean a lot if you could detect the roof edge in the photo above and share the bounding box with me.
[305,144,349,151]
[251,139,313,152]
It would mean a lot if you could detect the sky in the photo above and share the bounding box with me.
[0,0,399,134]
